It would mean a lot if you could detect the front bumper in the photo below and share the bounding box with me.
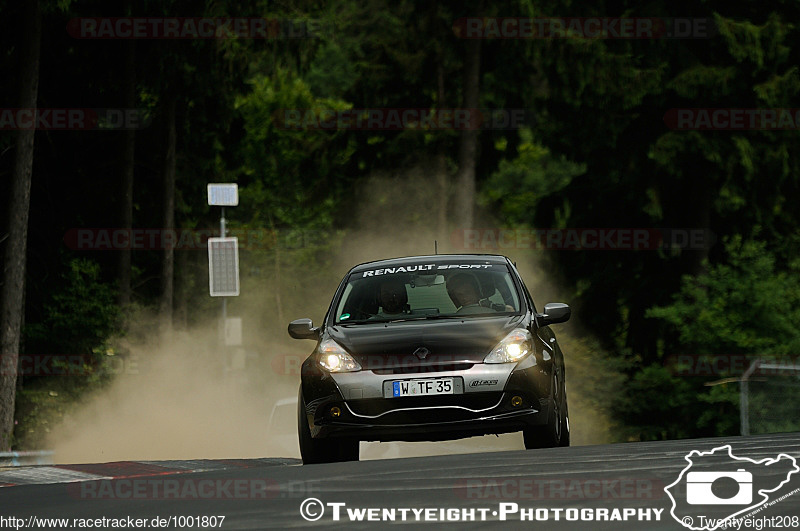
[301,356,553,442]
[314,392,551,442]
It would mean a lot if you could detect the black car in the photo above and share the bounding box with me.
[288,254,571,464]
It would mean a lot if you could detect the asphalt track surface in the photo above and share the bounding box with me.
[1,432,798,530]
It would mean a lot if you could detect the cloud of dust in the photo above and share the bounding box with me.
[47,313,301,463]
[507,257,624,446]
[47,167,621,464]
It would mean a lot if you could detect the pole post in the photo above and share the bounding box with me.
[740,377,749,436]
[740,360,760,436]
[220,206,227,343]
[207,183,238,352]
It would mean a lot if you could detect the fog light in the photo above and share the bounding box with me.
[330,406,341,417]
[511,396,523,407]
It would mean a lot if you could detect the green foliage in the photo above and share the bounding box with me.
[696,383,739,437]
[613,364,695,441]
[647,236,800,357]
[17,258,122,449]
[615,367,739,440]
[306,41,358,99]
[714,13,792,71]
[620,236,800,438]
[25,258,119,356]
[482,128,585,225]
[234,69,355,230]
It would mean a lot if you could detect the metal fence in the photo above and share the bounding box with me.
[740,360,800,436]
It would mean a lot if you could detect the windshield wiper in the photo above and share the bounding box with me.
[387,315,470,323]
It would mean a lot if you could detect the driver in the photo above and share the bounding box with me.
[371,278,409,318]
[447,273,488,314]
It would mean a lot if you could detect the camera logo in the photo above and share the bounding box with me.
[686,469,752,505]
[665,444,799,530]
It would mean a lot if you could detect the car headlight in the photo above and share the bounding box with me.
[317,339,362,372]
[484,328,533,364]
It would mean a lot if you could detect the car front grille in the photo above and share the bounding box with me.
[346,392,504,420]
[371,363,474,375]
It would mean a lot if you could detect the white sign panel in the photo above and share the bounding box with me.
[207,183,239,206]
[225,317,243,346]
[208,237,240,296]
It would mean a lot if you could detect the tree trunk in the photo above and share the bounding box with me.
[117,38,136,308]
[158,96,176,333]
[117,39,136,307]
[436,61,449,242]
[453,38,481,230]
[0,0,41,451]
[174,245,188,330]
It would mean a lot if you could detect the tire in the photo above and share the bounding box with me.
[297,387,359,464]
[523,370,568,449]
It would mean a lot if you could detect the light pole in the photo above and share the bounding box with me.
[207,183,239,349]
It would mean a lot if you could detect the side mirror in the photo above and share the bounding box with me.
[288,318,319,340]
[537,303,571,326]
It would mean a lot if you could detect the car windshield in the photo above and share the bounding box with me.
[333,262,522,324]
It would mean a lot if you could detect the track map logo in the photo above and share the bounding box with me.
[665,445,799,530]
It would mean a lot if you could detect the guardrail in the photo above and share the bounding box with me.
[0,450,54,466]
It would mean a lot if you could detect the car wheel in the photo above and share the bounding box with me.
[297,387,359,464]
[523,371,566,449]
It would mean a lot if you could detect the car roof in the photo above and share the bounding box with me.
[349,254,511,273]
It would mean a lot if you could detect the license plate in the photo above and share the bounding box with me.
[390,378,454,398]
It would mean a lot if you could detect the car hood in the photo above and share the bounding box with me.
[327,315,527,370]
